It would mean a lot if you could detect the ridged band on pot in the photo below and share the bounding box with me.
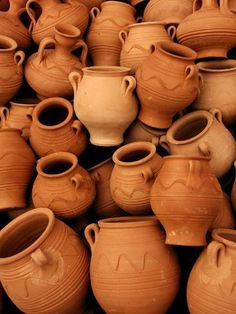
[110,141,163,215]
[29,97,87,157]
[0,208,90,314]
[159,109,236,178]
[32,152,96,219]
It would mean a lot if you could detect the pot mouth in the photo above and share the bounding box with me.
[10,98,40,107]
[164,155,210,161]
[0,35,17,51]
[37,152,77,178]
[128,21,166,29]
[54,23,81,38]
[198,60,236,72]
[33,97,73,130]
[101,1,136,13]
[166,111,213,144]
[212,228,236,249]
[82,66,131,76]
[0,208,55,264]
[113,141,156,167]
[88,157,112,172]
[157,41,197,60]
[98,216,159,229]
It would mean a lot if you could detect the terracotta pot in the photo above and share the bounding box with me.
[8,196,34,221]
[192,60,236,126]
[0,35,25,106]
[129,0,146,5]
[150,156,223,246]
[144,0,194,24]
[69,67,138,146]
[0,208,90,314]
[177,0,236,59]
[119,22,175,74]
[32,152,96,219]
[125,120,166,145]
[0,0,31,50]
[29,97,87,157]
[187,228,236,313]
[232,161,236,211]
[111,141,163,215]
[25,23,88,100]
[85,217,180,314]
[135,41,199,128]
[0,98,39,139]
[78,0,107,10]
[89,158,125,219]
[26,0,88,45]
[159,109,236,178]
[86,1,136,66]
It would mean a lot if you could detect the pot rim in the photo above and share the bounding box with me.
[0,35,17,52]
[112,141,157,167]
[101,1,136,13]
[166,111,213,145]
[36,152,78,178]
[156,41,197,61]
[88,157,112,172]
[197,60,236,73]
[32,97,73,130]
[164,155,210,161]
[10,98,40,107]
[128,21,167,29]
[82,66,131,76]
[98,216,159,229]
[54,23,81,39]
[0,208,55,264]
[212,228,236,249]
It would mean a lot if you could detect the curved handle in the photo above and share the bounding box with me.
[136,16,143,23]
[151,136,159,146]
[38,37,56,63]
[73,40,88,68]
[31,248,49,267]
[69,71,83,96]
[167,25,177,40]
[71,173,84,190]
[207,240,225,267]
[149,43,157,54]
[72,119,83,134]
[141,167,154,183]
[90,7,100,21]
[14,50,25,74]
[159,135,170,152]
[0,107,9,127]
[185,64,198,81]
[198,73,203,94]
[121,76,136,97]
[193,0,202,11]
[26,107,34,120]
[26,0,40,27]
[119,30,128,47]
[91,171,100,184]
[84,223,100,252]
[209,108,223,124]
[198,141,211,157]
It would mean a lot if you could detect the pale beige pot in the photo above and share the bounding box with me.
[192,60,236,126]
[119,22,175,74]
[69,67,138,146]
[160,109,236,178]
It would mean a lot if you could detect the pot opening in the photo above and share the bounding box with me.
[173,118,208,141]
[43,160,73,175]
[120,149,150,162]
[0,42,10,49]
[218,232,236,243]
[159,42,196,59]
[0,215,48,258]
[39,104,68,126]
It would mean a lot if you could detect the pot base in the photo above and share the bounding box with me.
[90,136,123,147]
[138,112,171,129]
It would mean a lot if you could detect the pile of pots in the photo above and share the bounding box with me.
[0,0,236,313]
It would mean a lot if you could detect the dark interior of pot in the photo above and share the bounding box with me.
[0,215,48,258]
[43,160,73,175]
[39,104,68,126]
[173,118,208,141]
[120,149,150,162]
[219,232,236,243]
[0,42,10,49]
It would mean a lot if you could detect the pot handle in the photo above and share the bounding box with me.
[14,50,25,74]
[198,141,211,157]
[121,76,136,97]
[209,108,223,124]
[167,25,177,40]
[119,30,128,47]
[91,171,100,184]
[151,136,159,147]
[74,39,88,68]
[69,71,83,96]
[26,0,40,27]
[38,37,56,63]
[84,223,100,252]
[198,73,204,93]
[26,107,34,120]
[207,240,225,267]
[31,248,49,267]
[193,0,202,11]
[72,120,83,134]
[159,135,170,152]
[71,173,84,190]
[0,107,9,127]
[141,167,154,183]
[136,16,143,23]
[185,64,198,81]
[90,7,100,21]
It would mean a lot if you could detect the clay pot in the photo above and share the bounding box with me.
[177,0,236,59]
[78,0,107,10]
[32,152,96,219]
[187,228,236,313]
[0,208,90,314]
[86,1,136,66]
[26,0,88,45]
[0,35,25,106]
[135,41,199,128]
[0,129,35,211]
[0,0,31,50]
[192,60,236,126]
[144,0,194,24]
[232,161,236,211]
[150,156,223,246]
[111,141,163,215]
[85,216,180,314]
[125,120,166,145]
[119,22,176,74]
[159,109,236,178]
[29,97,87,157]
[129,0,146,5]
[25,23,88,100]
[0,98,39,139]
[69,67,138,146]
[89,158,125,219]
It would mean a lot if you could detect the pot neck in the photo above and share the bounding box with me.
[101,1,135,16]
